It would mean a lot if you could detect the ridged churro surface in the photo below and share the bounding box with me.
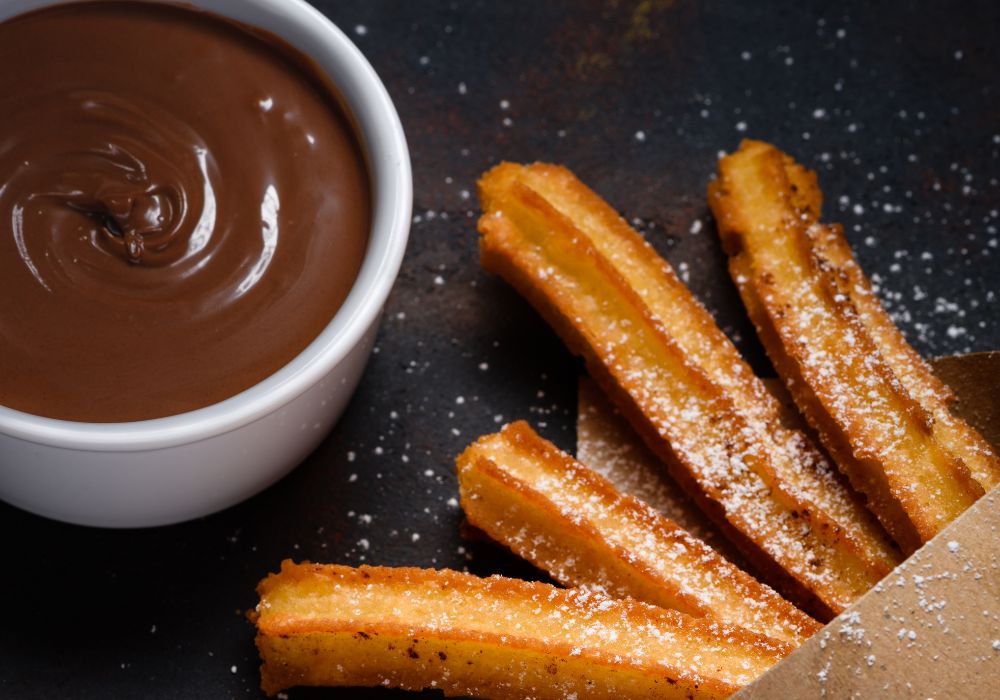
[708,140,1000,552]
[458,420,821,644]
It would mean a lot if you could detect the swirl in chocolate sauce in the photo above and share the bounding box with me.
[10,90,214,271]
[0,2,370,422]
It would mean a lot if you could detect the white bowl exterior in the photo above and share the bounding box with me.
[0,321,377,528]
[0,0,411,526]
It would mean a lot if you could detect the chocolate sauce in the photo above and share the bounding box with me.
[0,2,371,422]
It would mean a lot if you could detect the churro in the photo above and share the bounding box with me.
[457,421,821,644]
[577,376,747,564]
[477,162,900,618]
[253,561,791,698]
[708,140,1000,553]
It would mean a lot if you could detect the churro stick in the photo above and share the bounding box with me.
[457,421,821,645]
[808,224,1000,490]
[708,140,1000,553]
[477,163,899,619]
[577,376,749,565]
[253,561,790,699]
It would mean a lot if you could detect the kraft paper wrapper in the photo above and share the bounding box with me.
[576,352,1000,698]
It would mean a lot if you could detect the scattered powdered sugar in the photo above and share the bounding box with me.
[779,491,999,695]
[817,659,831,685]
[838,611,866,644]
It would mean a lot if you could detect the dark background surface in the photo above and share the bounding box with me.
[2,1,998,698]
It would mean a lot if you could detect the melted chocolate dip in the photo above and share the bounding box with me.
[0,2,371,422]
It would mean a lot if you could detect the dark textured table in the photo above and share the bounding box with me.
[2,1,998,698]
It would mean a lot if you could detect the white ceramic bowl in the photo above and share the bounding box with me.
[0,0,412,527]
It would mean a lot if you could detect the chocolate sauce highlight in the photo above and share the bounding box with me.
[0,2,371,421]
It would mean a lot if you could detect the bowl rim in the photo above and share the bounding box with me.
[0,0,412,451]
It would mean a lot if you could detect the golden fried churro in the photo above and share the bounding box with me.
[577,376,749,564]
[457,420,821,644]
[708,140,1000,553]
[477,162,899,619]
[253,561,790,698]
